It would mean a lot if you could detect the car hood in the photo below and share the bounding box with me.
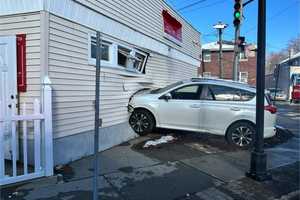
[129,89,160,104]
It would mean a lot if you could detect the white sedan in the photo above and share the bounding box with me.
[128,78,277,147]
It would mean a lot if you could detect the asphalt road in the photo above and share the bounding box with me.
[275,101,300,137]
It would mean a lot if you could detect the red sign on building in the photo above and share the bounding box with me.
[162,10,182,42]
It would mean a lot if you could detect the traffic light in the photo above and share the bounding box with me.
[238,36,245,51]
[233,0,243,27]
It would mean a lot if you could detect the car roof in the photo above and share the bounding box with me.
[183,78,256,93]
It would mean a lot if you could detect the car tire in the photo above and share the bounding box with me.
[129,109,155,136]
[226,122,256,148]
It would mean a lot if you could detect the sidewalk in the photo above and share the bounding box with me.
[1,134,299,200]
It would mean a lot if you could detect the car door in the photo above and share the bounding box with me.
[200,84,244,135]
[157,84,202,132]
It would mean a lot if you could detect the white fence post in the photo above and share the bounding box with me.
[43,77,53,176]
[34,99,41,172]
[22,103,28,175]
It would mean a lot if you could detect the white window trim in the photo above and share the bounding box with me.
[239,72,249,83]
[203,72,211,78]
[117,45,148,74]
[239,51,248,61]
[203,51,211,62]
[88,33,115,67]
[88,33,148,75]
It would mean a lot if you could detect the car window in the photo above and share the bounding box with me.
[208,85,241,101]
[240,90,255,101]
[202,85,255,101]
[150,81,183,94]
[201,86,214,100]
[170,85,201,100]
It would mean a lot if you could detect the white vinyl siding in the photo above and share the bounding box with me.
[0,12,41,108]
[48,14,198,139]
[74,0,201,60]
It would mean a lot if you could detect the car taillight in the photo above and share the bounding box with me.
[264,105,277,114]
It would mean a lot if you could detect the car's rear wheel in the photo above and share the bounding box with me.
[129,109,155,136]
[226,122,255,148]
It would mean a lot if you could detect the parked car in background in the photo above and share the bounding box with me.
[128,78,277,148]
[267,88,287,101]
[291,77,300,103]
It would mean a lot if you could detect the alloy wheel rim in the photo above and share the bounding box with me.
[130,113,150,133]
[231,126,253,147]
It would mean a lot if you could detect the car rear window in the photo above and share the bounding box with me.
[203,85,255,101]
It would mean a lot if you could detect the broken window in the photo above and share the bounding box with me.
[118,46,148,74]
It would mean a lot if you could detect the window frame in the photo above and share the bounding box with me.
[239,72,249,83]
[239,51,248,61]
[88,33,114,67]
[169,84,202,101]
[200,84,255,102]
[88,33,148,74]
[203,72,211,78]
[202,51,211,62]
[117,46,148,74]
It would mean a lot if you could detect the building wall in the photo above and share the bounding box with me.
[0,12,42,112]
[48,13,198,140]
[74,0,201,60]
[200,50,257,85]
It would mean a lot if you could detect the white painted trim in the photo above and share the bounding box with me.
[0,0,43,16]
[87,33,115,67]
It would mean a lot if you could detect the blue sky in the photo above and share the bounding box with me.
[166,0,300,54]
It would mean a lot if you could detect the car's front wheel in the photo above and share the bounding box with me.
[226,122,255,148]
[129,109,155,136]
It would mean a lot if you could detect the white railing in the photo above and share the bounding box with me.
[0,79,53,185]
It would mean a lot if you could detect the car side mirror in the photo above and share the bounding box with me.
[163,93,172,101]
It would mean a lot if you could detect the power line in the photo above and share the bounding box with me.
[244,0,300,34]
[177,0,208,11]
[180,0,229,13]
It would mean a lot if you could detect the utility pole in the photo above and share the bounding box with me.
[233,27,240,81]
[93,31,102,200]
[232,0,243,81]
[246,0,271,181]
[213,22,228,79]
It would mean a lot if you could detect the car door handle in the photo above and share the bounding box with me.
[230,107,240,111]
[190,104,201,108]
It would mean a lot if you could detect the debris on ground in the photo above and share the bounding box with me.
[185,143,220,154]
[143,135,177,148]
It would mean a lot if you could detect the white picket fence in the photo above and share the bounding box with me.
[0,82,53,185]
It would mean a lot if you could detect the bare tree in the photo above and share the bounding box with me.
[266,35,300,74]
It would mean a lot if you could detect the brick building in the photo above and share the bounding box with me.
[199,41,257,85]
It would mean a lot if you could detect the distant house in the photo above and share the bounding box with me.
[266,52,300,99]
[199,41,257,85]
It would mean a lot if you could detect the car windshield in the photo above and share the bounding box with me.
[150,81,183,94]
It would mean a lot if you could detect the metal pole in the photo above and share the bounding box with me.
[93,31,101,200]
[218,28,223,78]
[232,26,240,81]
[213,22,227,79]
[274,64,280,105]
[246,0,271,181]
